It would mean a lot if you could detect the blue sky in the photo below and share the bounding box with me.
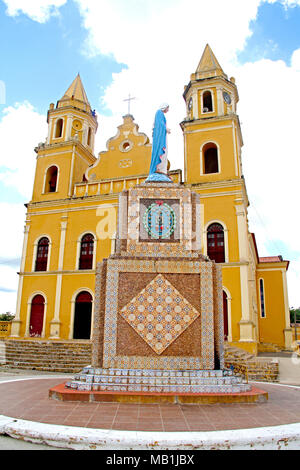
[0,0,300,311]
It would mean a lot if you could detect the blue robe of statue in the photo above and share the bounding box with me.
[149,109,167,175]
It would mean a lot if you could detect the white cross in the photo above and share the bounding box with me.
[123,93,136,115]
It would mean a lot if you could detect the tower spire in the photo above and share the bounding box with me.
[57,74,91,113]
[195,44,227,79]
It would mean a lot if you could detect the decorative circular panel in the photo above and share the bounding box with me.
[143,201,176,240]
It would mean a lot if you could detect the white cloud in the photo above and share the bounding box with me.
[0,101,47,199]
[74,0,300,307]
[1,0,299,309]
[2,0,67,23]
[0,103,46,312]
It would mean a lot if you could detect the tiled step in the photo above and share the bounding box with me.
[65,367,251,394]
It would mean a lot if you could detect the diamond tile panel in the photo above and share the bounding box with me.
[120,274,200,354]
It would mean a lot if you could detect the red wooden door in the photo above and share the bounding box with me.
[29,295,45,337]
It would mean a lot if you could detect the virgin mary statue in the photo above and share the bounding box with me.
[146,103,172,182]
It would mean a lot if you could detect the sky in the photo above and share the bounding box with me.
[0,0,300,313]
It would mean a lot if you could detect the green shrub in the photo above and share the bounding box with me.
[0,312,15,321]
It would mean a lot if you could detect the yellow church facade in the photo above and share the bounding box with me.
[10,45,292,355]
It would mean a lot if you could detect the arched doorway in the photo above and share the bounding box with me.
[223,290,229,341]
[29,294,45,337]
[73,291,92,339]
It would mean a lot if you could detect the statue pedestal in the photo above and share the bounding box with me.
[58,183,263,402]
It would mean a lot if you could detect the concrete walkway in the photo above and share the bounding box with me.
[0,355,300,450]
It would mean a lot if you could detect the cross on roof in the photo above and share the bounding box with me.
[123,93,136,115]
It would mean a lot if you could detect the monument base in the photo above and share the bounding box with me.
[49,365,268,404]
[49,383,268,405]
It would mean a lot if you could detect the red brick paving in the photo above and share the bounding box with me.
[0,378,300,432]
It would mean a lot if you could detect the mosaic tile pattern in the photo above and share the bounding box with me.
[119,183,202,258]
[65,367,252,394]
[120,274,200,355]
[100,258,216,370]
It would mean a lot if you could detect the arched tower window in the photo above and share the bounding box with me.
[203,91,213,112]
[207,223,225,263]
[87,127,92,147]
[203,143,219,174]
[35,237,49,272]
[45,166,58,193]
[29,294,45,337]
[73,291,93,339]
[79,234,94,270]
[55,118,63,138]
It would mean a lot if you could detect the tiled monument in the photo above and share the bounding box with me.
[64,181,255,400]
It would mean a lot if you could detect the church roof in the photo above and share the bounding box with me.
[61,73,90,106]
[195,44,227,79]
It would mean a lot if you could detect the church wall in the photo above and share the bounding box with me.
[23,212,62,273]
[31,150,73,202]
[199,192,241,262]
[257,267,288,347]
[184,119,240,184]
[222,266,242,343]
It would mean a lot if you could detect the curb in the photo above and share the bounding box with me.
[1,415,300,450]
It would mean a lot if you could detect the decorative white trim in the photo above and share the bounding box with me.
[76,231,97,271]
[42,164,60,194]
[258,277,266,318]
[203,220,229,263]
[52,117,64,140]
[200,141,221,176]
[31,235,52,272]
[223,286,232,342]
[25,292,47,338]
[200,89,215,114]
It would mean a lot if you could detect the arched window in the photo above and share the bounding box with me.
[203,143,219,174]
[35,237,49,272]
[223,290,228,341]
[45,166,58,193]
[87,127,92,147]
[73,291,93,339]
[29,294,45,337]
[79,234,94,270]
[207,223,225,263]
[55,118,63,138]
[203,91,213,112]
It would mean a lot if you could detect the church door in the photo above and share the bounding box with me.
[73,291,92,339]
[29,295,45,337]
[223,291,228,341]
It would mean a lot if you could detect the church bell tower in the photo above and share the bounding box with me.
[31,74,98,203]
[181,44,243,184]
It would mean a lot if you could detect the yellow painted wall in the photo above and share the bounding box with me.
[257,268,287,347]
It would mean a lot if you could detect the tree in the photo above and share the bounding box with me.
[290,307,300,324]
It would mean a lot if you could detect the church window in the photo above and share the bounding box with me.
[35,237,49,272]
[259,279,266,318]
[87,127,92,147]
[203,143,219,174]
[203,91,213,112]
[79,234,94,270]
[223,290,229,341]
[45,166,58,192]
[55,118,63,138]
[207,223,225,263]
